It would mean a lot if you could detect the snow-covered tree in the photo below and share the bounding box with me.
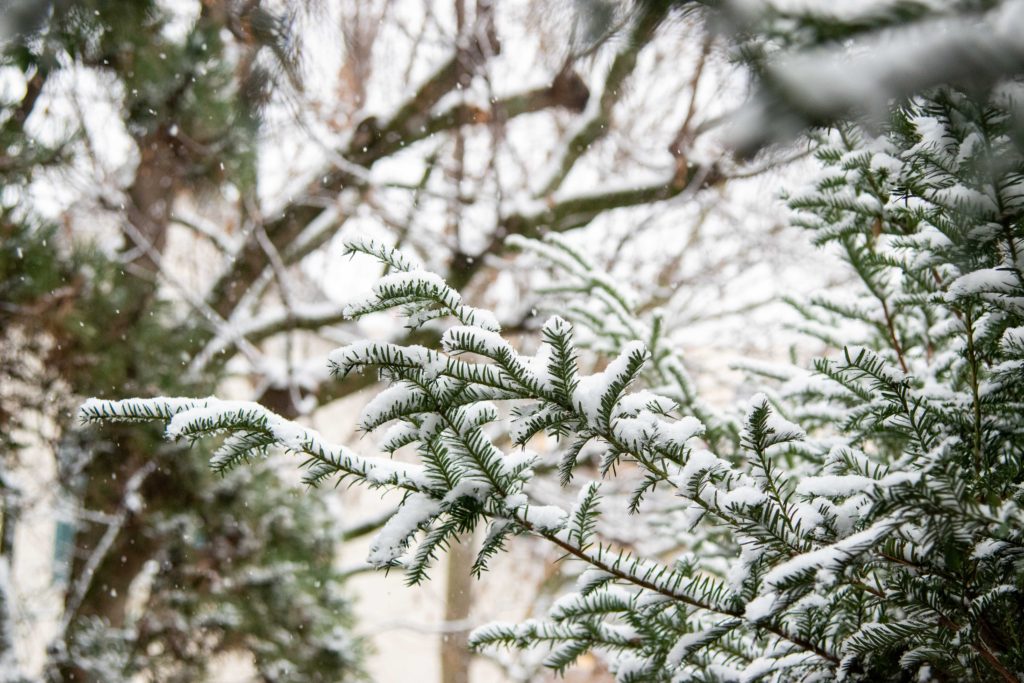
[0,223,366,682]
[75,5,1024,673]
[0,3,369,679]
[84,99,1024,680]
[3,1,811,679]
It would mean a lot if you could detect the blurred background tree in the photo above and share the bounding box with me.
[1,2,364,680]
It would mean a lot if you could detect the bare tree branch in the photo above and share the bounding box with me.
[535,3,669,196]
[205,55,588,322]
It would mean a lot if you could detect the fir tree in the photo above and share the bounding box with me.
[0,222,365,682]
[82,137,1024,681]
[4,2,754,679]
[25,1,1024,681]
[0,3,364,680]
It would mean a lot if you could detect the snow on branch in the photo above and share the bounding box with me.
[80,397,431,491]
[81,210,1024,680]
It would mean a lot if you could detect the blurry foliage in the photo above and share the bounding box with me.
[0,216,366,681]
[0,2,364,681]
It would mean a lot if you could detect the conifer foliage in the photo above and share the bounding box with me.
[81,70,1024,683]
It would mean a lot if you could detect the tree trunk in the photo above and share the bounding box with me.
[441,533,474,683]
[0,485,19,669]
